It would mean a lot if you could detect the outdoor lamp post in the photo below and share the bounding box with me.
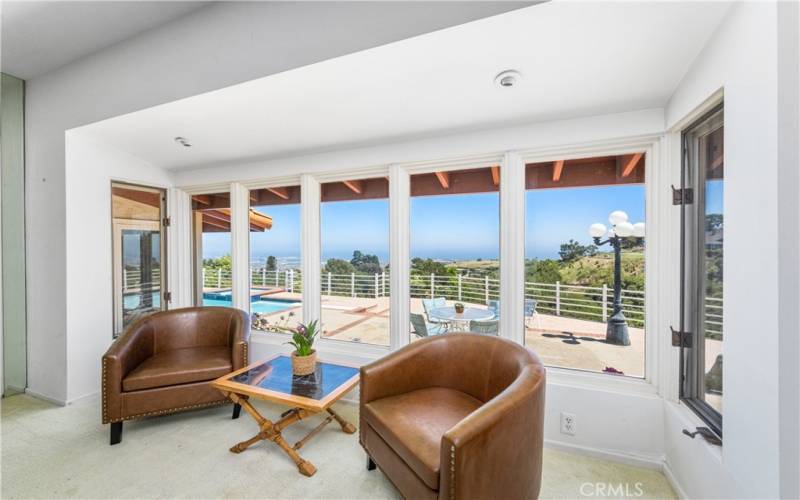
[588,211,645,346]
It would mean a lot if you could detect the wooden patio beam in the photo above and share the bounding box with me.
[342,180,363,194]
[621,152,644,177]
[552,160,565,182]
[266,187,290,200]
[434,171,450,189]
[193,194,212,205]
[490,166,500,186]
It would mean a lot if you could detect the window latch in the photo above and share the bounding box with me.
[670,326,692,347]
[671,185,693,205]
[683,427,722,446]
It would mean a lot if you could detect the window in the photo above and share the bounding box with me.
[191,192,233,307]
[320,177,390,346]
[111,183,167,335]
[409,166,500,341]
[524,154,646,377]
[680,105,724,435]
[249,186,303,333]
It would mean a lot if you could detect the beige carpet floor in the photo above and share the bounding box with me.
[1,394,676,499]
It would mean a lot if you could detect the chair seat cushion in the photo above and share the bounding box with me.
[363,387,482,490]
[122,346,232,392]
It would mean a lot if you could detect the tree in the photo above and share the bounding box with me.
[266,255,277,271]
[410,258,455,276]
[203,254,232,270]
[350,250,381,274]
[559,240,596,262]
[526,259,562,284]
[323,258,356,275]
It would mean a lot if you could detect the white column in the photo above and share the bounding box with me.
[166,188,193,308]
[301,174,321,324]
[230,182,251,314]
[499,151,526,344]
[389,163,410,350]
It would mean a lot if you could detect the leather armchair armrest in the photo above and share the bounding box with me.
[360,337,444,405]
[229,308,250,370]
[102,320,155,423]
[440,367,546,500]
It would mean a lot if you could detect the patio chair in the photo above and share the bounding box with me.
[525,298,541,329]
[469,319,499,335]
[422,297,449,330]
[488,299,500,318]
[410,313,447,338]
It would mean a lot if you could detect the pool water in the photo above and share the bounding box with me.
[203,297,300,314]
[124,291,299,315]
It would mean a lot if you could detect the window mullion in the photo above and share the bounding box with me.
[500,151,525,344]
[230,182,251,314]
[301,174,321,325]
[389,164,410,350]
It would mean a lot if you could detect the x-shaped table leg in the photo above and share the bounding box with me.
[225,393,356,477]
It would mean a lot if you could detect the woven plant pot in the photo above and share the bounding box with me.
[292,350,317,376]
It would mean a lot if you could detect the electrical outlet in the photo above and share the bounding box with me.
[560,412,576,435]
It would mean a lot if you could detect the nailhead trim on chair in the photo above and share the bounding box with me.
[102,357,108,423]
[108,399,230,423]
[450,444,456,499]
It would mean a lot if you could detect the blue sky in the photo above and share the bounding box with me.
[202,184,648,262]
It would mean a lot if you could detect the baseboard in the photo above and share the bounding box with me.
[66,391,99,405]
[544,438,664,470]
[661,458,688,500]
[24,388,67,406]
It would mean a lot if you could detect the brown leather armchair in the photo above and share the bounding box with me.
[102,307,249,445]
[360,334,546,500]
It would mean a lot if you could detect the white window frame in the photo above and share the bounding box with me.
[174,135,669,392]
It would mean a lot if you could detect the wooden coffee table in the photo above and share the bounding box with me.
[211,354,360,477]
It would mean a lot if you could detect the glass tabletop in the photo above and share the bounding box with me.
[428,306,495,321]
[230,355,359,401]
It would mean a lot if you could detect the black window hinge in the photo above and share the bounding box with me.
[164,291,172,303]
[672,185,693,205]
[671,326,693,347]
[162,217,171,227]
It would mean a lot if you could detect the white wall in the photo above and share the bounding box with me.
[64,133,174,402]
[24,1,529,403]
[664,3,783,498]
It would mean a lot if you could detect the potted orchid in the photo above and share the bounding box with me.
[285,320,320,376]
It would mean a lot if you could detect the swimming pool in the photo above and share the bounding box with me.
[123,291,299,315]
[202,293,300,314]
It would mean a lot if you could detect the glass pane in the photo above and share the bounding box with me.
[701,125,724,414]
[409,166,500,341]
[192,193,233,307]
[120,229,162,328]
[112,183,165,335]
[249,186,303,333]
[524,154,646,377]
[320,177,390,346]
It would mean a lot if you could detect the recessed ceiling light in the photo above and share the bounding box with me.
[495,70,522,88]
[174,136,192,147]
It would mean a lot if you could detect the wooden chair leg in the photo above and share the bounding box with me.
[367,456,376,471]
[110,422,123,445]
[232,403,242,419]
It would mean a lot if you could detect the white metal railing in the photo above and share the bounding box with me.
[122,267,659,326]
[705,296,723,339]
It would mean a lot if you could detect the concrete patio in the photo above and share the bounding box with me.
[250,293,647,378]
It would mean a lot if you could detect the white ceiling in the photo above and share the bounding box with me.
[1,1,210,79]
[79,1,731,171]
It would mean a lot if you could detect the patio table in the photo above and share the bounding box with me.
[428,306,495,332]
